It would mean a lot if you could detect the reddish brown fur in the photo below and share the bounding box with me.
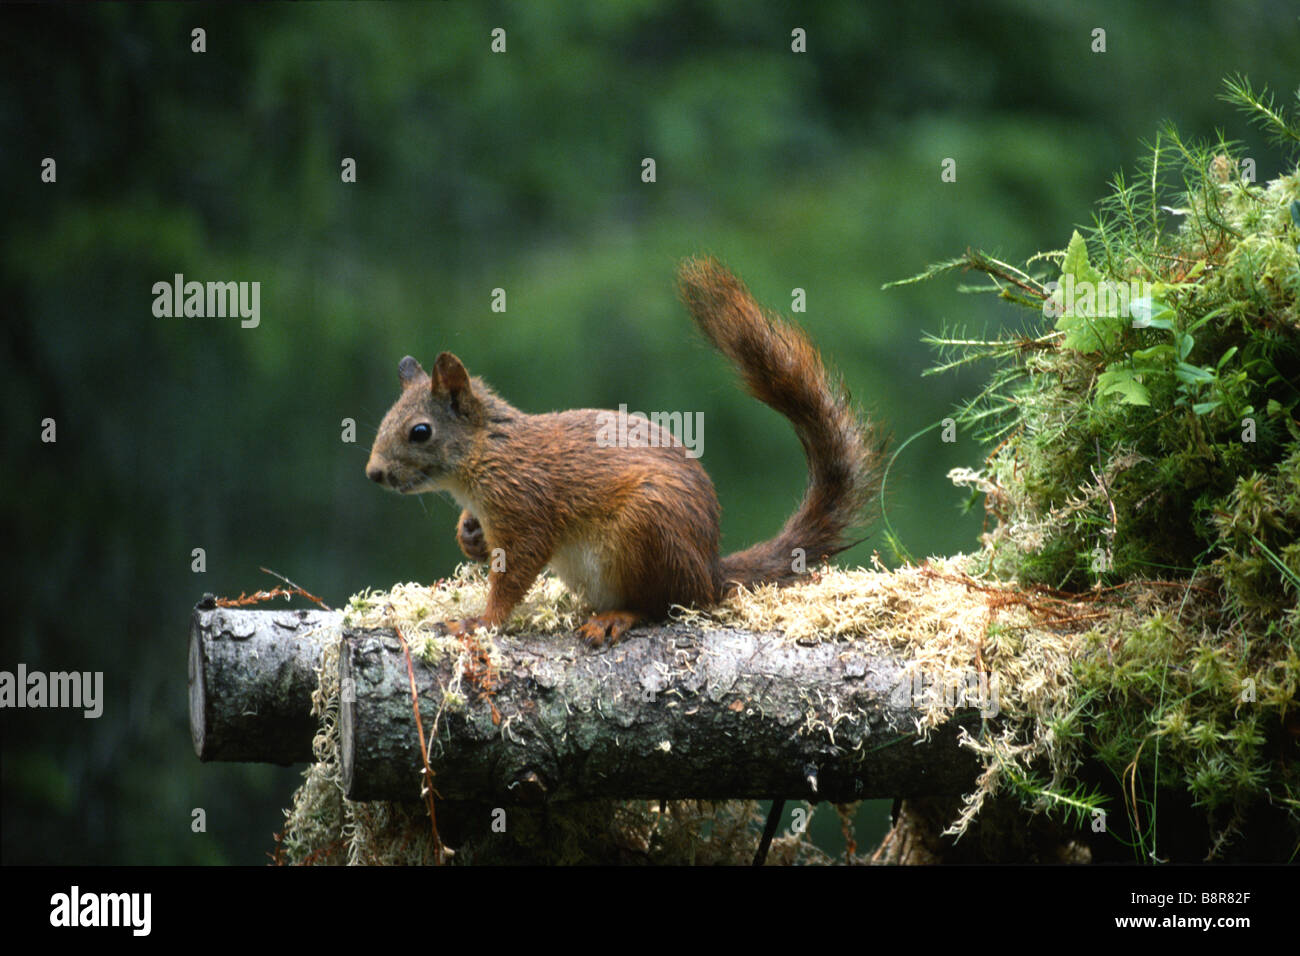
[366,258,883,645]
[677,257,885,591]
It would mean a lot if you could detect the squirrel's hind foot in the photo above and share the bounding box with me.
[576,611,643,648]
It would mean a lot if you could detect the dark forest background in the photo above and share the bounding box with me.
[2,1,1296,863]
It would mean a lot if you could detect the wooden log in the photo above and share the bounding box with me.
[188,602,987,800]
[188,597,340,763]
[338,622,984,803]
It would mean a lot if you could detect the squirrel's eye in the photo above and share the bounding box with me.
[409,423,433,443]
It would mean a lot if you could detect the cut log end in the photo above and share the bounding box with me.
[188,621,207,759]
[188,604,341,765]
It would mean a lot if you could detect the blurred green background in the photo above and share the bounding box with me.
[2,1,1295,864]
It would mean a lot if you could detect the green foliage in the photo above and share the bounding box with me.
[907,78,1300,859]
[921,82,1300,600]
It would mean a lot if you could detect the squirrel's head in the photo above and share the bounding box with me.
[366,352,486,494]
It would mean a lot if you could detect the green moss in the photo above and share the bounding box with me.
[899,77,1300,860]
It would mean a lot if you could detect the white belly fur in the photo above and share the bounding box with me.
[549,536,620,611]
[442,483,619,610]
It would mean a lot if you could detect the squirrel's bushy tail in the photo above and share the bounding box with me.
[678,257,885,593]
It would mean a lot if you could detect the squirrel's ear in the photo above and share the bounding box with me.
[433,352,474,412]
[398,356,428,388]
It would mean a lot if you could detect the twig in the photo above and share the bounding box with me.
[394,625,444,864]
[260,567,332,610]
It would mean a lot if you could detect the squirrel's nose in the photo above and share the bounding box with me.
[366,461,386,484]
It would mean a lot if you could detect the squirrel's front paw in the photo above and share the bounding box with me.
[456,510,490,562]
[576,611,643,648]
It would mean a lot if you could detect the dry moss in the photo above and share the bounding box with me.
[285,564,842,864]
[282,557,1206,863]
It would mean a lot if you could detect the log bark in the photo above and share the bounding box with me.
[187,602,986,801]
[189,597,340,763]
[339,622,983,803]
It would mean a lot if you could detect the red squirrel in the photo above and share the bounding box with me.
[365,257,884,646]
